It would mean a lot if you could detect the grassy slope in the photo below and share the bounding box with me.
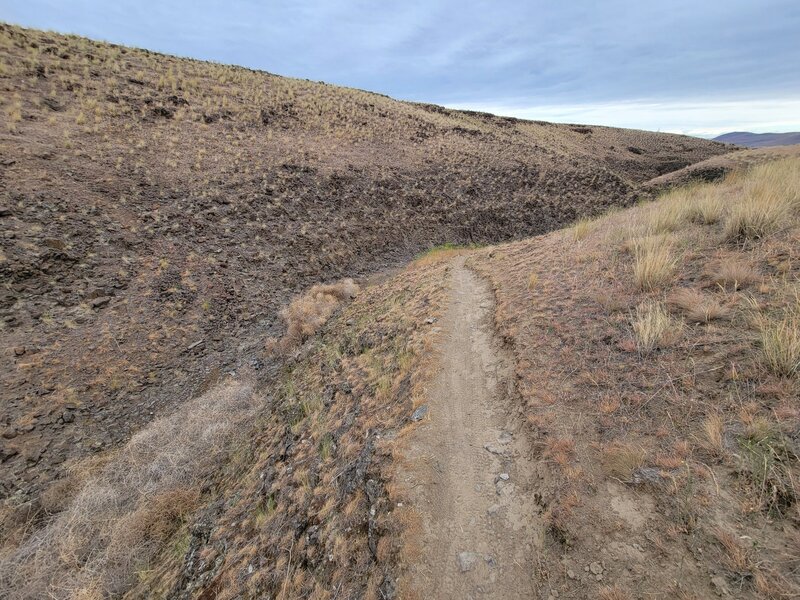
[470,157,799,598]
[0,23,732,503]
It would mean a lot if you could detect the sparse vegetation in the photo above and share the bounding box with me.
[667,288,730,323]
[271,279,358,351]
[631,235,677,290]
[756,306,800,377]
[3,22,798,600]
[706,257,761,290]
[633,299,680,354]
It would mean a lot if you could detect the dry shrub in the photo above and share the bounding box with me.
[667,288,730,323]
[274,279,358,351]
[0,382,258,599]
[527,272,539,290]
[631,236,677,291]
[705,257,760,290]
[633,300,681,354]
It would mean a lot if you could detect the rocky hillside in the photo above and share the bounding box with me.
[0,22,730,513]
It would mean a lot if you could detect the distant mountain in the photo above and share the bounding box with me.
[713,131,800,148]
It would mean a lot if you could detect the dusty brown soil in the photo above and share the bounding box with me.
[0,22,732,505]
[402,258,544,599]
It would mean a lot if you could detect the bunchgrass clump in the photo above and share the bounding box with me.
[633,300,681,354]
[631,236,677,291]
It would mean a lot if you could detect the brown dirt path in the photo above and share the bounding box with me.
[402,257,545,599]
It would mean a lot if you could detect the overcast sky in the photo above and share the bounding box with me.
[2,1,799,136]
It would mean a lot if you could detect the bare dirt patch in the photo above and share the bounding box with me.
[401,258,545,598]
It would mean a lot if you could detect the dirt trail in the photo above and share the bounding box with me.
[403,257,544,599]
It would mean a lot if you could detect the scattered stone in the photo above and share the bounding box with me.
[711,575,730,596]
[631,466,663,485]
[567,569,577,580]
[425,317,436,325]
[411,405,428,422]
[487,503,501,517]
[484,555,496,568]
[498,430,512,444]
[483,442,507,455]
[89,296,111,309]
[1,428,17,439]
[496,473,510,482]
[13,346,26,356]
[589,561,603,575]
[457,551,479,572]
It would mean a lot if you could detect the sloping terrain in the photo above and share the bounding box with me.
[714,131,800,148]
[0,21,730,506]
[3,155,796,600]
[467,157,800,598]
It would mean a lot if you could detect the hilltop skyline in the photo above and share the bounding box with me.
[2,0,799,135]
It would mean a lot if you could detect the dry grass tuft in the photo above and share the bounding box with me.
[601,443,646,480]
[667,288,730,323]
[598,584,632,600]
[543,437,576,467]
[757,309,800,378]
[633,300,681,354]
[701,414,726,457]
[713,528,753,575]
[572,217,595,240]
[706,257,761,290]
[274,279,358,351]
[631,236,677,291]
[0,382,258,599]
[738,416,798,517]
[686,188,726,225]
[724,159,800,242]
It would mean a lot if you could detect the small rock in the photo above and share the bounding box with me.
[483,442,506,455]
[457,551,479,572]
[425,317,436,325]
[589,561,603,575]
[497,473,510,481]
[13,347,26,356]
[411,405,428,422]
[89,296,111,309]
[711,575,729,596]
[487,503,501,517]
[0,208,11,217]
[567,569,577,580]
